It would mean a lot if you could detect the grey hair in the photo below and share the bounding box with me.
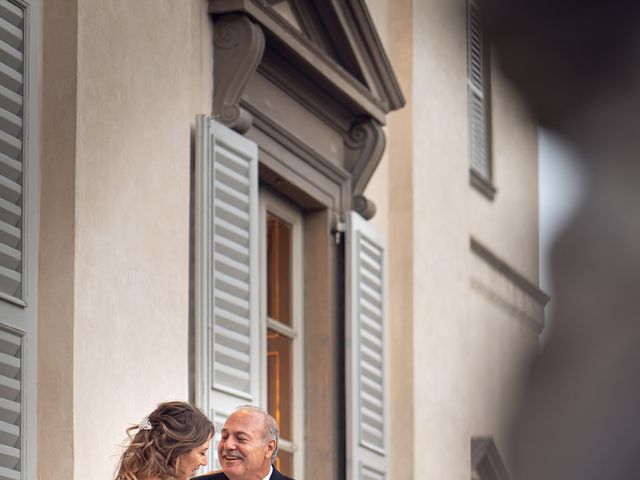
[234,405,279,464]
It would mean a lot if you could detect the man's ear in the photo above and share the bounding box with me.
[265,439,276,459]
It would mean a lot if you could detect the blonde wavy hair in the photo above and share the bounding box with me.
[115,401,215,480]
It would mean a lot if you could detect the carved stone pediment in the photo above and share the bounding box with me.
[211,0,404,121]
[209,0,404,217]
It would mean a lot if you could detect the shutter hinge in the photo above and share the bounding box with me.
[333,215,347,245]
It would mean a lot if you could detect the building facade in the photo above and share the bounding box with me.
[0,0,545,479]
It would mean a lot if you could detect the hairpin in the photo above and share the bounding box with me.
[139,415,153,431]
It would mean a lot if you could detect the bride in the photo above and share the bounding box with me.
[115,401,214,480]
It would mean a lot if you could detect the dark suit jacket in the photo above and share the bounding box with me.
[193,466,293,480]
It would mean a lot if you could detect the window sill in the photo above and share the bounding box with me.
[470,168,497,200]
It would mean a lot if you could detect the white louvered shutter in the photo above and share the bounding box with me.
[346,211,388,480]
[467,0,490,178]
[0,328,21,480]
[0,0,26,305]
[0,1,38,480]
[195,116,259,469]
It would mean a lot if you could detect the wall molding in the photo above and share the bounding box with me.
[471,437,510,480]
[470,237,550,306]
[244,100,351,212]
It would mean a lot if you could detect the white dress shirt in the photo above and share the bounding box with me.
[262,466,273,480]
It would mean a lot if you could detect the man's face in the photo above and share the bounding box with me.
[218,410,275,479]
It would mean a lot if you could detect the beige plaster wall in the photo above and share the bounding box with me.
[37,1,540,479]
[367,0,542,478]
[364,0,416,478]
[70,1,212,478]
[469,68,540,283]
[409,2,473,477]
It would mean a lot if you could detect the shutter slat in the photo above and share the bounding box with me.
[361,313,382,334]
[215,144,251,177]
[214,324,251,352]
[361,408,384,428]
[359,267,381,289]
[215,195,250,224]
[0,243,19,272]
[214,255,250,282]
[362,391,383,410]
[215,342,250,366]
[0,465,19,480]
[361,344,382,365]
[0,15,21,52]
[0,40,21,73]
[214,233,250,260]
[0,419,18,448]
[0,398,19,426]
[0,332,19,357]
[0,85,20,118]
[214,270,249,295]
[215,179,250,209]
[361,466,384,480]
[360,283,382,306]
[214,157,250,189]
[0,175,19,205]
[0,63,20,98]
[0,129,20,161]
[0,1,23,28]
[0,374,19,402]
[0,221,19,249]
[0,154,20,183]
[0,266,19,297]
[0,199,20,229]
[214,306,251,332]
[214,288,250,313]
[360,297,382,320]
[0,443,19,471]
[214,215,250,243]
[0,107,21,138]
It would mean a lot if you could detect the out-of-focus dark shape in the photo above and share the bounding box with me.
[478,1,640,479]
[480,0,640,131]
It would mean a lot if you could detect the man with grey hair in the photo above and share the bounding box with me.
[194,405,293,480]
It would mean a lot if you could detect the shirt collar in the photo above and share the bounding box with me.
[262,465,273,480]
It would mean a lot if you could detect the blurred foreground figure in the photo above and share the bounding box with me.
[479,1,640,479]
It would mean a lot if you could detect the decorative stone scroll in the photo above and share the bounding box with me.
[213,14,265,133]
[345,118,386,219]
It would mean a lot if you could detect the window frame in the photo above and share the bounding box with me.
[259,189,305,478]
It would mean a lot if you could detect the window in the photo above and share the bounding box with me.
[0,0,39,478]
[196,118,390,480]
[195,118,307,477]
[260,190,304,478]
[467,0,495,199]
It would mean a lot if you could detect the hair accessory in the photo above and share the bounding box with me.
[139,415,153,431]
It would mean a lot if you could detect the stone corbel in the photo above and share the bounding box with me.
[344,118,386,219]
[212,14,265,133]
